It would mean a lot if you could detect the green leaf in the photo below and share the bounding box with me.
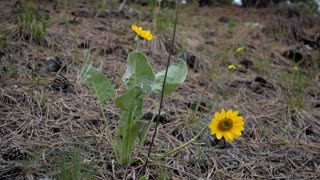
[134,115,154,158]
[115,86,142,111]
[122,51,155,94]
[114,86,144,165]
[82,67,115,104]
[152,59,187,95]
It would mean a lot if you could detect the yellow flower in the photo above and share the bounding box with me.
[131,24,154,40]
[208,109,245,142]
[236,47,244,54]
[293,65,299,71]
[228,64,237,70]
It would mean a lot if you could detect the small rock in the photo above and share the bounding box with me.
[249,81,263,94]
[249,76,274,94]
[44,57,62,72]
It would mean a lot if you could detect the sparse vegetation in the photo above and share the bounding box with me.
[16,1,47,43]
[56,148,94,180]
[1,0,320,179]
[0,31,7,48]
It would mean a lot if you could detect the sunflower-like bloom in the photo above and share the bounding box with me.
[131,24,154,40]
[208,109,245,142]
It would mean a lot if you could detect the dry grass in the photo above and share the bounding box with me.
[1,1,320,179]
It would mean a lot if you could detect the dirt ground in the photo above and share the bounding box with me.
[1,0,320,179]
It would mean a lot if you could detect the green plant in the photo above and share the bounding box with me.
[0,31,7,48]
[94,0,107,18]
[287,70,308,109]
[276,0,320,17]
[2,63,19,77]
[80,49,187,165]
[17,2,47,43]
[59,0,76,24]
[57,148,94,180]
[278,69,308,110]
[185,99,203,127]
[155,8,176,33]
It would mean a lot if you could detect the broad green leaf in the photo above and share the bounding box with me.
[122,51,155,94]
[115,86,144,165]
[152,59,187,95]
[115,86,142,111]
[82,67,115,104]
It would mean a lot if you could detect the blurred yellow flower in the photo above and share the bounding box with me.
[228,64,237,70]
[236,47,244,54]
[131,24,154,40]
[208,109,245,142]
[293,65,299,71]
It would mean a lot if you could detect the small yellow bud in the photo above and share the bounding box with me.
[228,64,237,70]
[236,47,245,54]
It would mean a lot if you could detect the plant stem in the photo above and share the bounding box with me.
[159,125,208,158]
[142,0,180,174]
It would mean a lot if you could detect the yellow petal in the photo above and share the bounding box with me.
[221,109,226,116]
[226,109,233,118]
[216,132,223,139]
[214,112,221,120]
[231,129,242,137]
[224,132,234,142]
[232,110,239,117]
[208,122,214,129]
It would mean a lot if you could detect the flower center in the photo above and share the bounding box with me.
[218,118,233,131]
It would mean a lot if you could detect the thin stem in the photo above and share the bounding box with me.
[136,37,141,50]
[160,125,208,158]
[142,0,180,174]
